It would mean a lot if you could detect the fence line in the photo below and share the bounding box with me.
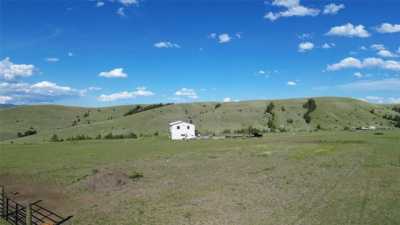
[0,186,72,225]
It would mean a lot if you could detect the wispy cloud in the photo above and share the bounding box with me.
[322,43,335,49]
[338,78,400,91]
[154,41,181,48]
[117,7,125,16]
[45,57,59,63]
[97,87,154,102]
[323,3,345,15]
[96,1,105,7]
[175,88,198,99]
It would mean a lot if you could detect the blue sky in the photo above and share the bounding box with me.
[1,0,400,106]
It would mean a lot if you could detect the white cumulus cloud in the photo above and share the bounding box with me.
[298,42,314,52]
[369,44,398,58]
[97,87,154,102]
[99,68,127,78]
[223,97,232,102]
[354,72,364,78]
[326,23,370,38]
[0,96,12,104]
[377,49,398,58]
[118,0,139,6]
[209,33,239,44]
[96,1,105,7]
[323,3,345,15]
[327,57,400,71]
[0,57,36,80]
[258,70,266,74]
[218,33,232,43]
[264,0,320,21]
[287,81,297,86]
[376,23,400,33]
[0,81,82,104]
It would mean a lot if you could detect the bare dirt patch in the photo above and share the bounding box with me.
[0,173,73,212]
[79,169,132,192]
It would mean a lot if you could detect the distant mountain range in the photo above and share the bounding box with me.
[0,104,17,109]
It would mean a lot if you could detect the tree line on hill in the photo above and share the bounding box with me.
[123,103,173,116]
[50,132,140,142]
[49,131,162,142]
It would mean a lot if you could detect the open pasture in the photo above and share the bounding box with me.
[1,131,400,225]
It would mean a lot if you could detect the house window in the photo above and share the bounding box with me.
[187,126,190,130]
[176,126,180,129]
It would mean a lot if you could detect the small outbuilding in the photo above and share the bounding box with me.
[169,121,196,140]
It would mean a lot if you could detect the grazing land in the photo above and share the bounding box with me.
[1,97,399,143]
[1,131,399,225]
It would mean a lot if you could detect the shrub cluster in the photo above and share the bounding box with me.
[83,111,90,118]
[264,102,277,131]
[303,98,317,124]
[233,126,263,137]
[128,171,144,180]
[265,102,275,114]
[17,127,37,138]
[384,114,400,128]
[50,134,63,142]
[66,134,92,141]
[103,132,138,139]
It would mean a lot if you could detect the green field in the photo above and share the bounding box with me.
[1,131,400,225]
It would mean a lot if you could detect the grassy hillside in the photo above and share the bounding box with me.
[0,104,133,141]
[1,97,399,143]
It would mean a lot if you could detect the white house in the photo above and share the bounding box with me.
[169,121,196,140]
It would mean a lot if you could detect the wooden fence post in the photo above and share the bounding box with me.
[26,203,32,225]
[0,186,4,217]
[5,198,8,221]
[15,204,18,224]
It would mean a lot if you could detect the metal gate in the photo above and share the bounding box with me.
[1,186,72,225]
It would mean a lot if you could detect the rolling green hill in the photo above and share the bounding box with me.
[1,97,399,143]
